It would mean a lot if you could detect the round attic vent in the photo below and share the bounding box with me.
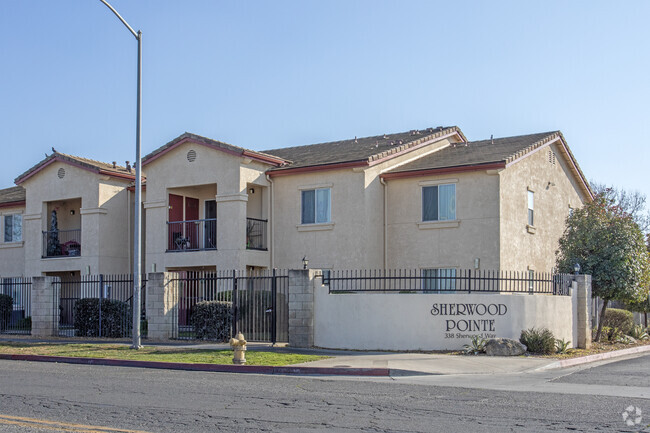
[187,149,197,162]
[57,168,66,179]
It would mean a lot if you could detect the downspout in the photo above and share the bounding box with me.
[127,187,131,272]
[380,177,388,271]
[266,174,274,269]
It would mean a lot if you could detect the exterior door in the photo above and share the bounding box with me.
[185,197,199,249]
[168,194,184,250]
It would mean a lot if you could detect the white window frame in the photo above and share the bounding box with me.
[300,187,331,225]
[422,268,456,293]
[422,183,456,222]
[3,214,23,243]
[527,190,534,226]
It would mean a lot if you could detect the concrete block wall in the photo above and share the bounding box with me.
[31,277,58,337]
[288,269,320,348]
[145,272,178,340]
[575,275,592,349]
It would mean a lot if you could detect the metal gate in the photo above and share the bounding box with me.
[170,269,289,343]
[53,274,146,338]
[0,277,32,335]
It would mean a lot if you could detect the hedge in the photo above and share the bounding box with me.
[520,327,556,354]
[74,298,132,338]
[190,300,233,341]
[602,308,634,336]
[0,294,12,331]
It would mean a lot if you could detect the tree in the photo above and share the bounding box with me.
[590,182,650,233]
[627,234,650,327]
[556,194,650,341]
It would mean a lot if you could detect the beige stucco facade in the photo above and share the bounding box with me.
[14,160,133,277]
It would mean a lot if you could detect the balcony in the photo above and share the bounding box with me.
[167,219,216,252]
[246,218,267,251]
[42,229,82,258]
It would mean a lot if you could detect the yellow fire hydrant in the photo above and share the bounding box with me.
[229,332,247,365]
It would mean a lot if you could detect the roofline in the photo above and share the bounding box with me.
[504,132,593,201]
[15,155,136,184]
[142,135,287,167]
[267,128,466,177]
[0,200,25,209]
[380,162,506,180]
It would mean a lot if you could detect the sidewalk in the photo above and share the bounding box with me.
[1,336,649,377]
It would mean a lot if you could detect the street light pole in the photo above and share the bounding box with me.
[99,0,142,349]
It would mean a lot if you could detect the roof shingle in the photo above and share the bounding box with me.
[0,186,25,206]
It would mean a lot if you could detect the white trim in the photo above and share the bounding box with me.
[80,207,108,215]
[22,213,41,221]
[0,241,24,249]
[418,178,458,186]
[298,183,333,191]
[417,220,460,230]
[215,193,248,203]
[143,200,167,209]
[297,222,335,232]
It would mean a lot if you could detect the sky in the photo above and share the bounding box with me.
[1,1,649,202]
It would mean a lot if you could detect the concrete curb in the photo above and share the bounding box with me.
[537,344,650,371]
[0,354,390,377]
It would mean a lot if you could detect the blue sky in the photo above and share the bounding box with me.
[1,1,648,201]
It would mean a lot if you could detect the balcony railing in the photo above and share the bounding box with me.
[246,217,267,250]
[42,229,82,258]
[167,219,216,252]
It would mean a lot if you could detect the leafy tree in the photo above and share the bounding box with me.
[591,182,650,233]
[627,234,650,327]
[556,194,650,341]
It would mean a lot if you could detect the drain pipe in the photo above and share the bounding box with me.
[266,174,274,269]
[380,176,388,271]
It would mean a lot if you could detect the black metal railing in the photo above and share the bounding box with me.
[246,218,267,250]
[167,219,216,252]
[0,277,32,335]
[42,229,81,258]
[169,269,288,343]
[326,269,572,296]
[53,274,147,338]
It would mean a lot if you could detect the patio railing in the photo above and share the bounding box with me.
[42,229,81,258]
[167,219,217,251]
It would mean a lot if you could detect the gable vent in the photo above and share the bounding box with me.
[187,149,197,162]
[548,150,556,165]
[57,168,66,179]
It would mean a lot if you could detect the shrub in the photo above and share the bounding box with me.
[0,294,12,331]
[74,298,132,338]
[520,327,556,354]
[628,325,649,341]
[555,338,571,354]
[191,300,233,341]
[462,335,487,355]
[602,308,634,336]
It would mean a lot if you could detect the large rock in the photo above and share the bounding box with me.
[484,338,527,356]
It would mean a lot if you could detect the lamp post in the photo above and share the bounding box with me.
[99,0,142,349]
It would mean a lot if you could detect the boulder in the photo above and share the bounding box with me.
[484,338,527,356]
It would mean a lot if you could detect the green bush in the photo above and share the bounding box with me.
[520,327,556,354]
[191,300,233,341]
[0,294,12,331]
[602,308,634,336]
[74,298,132,338]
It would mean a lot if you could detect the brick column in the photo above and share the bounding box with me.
[31,277,58,337]
[288,269,318,348]
[575,275,592,349]
[145,272,178,340]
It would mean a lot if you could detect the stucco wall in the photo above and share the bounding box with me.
[314,284,574,350]
[385,170,500,270]
[0,204,26,276]
[20,161,131,276]
[143,141,271,271]
[499,142,587,272]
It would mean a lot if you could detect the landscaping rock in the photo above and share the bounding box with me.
[485,338,527,356]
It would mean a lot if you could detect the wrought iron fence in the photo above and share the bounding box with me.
[42,229,81,258]
[169,269,288,343]
[53,274,147,338]
[0,277,32,335]
[246,218,268,250]
[326,269,572,295]
[167,219,217,252]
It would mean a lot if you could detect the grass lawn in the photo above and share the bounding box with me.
[0,343,329,366]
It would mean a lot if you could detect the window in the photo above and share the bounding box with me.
[527,191,534,226]
[301,188,330,224]
[422,184,456,221]
[422,268,456,292]
[4,214,22,242]
[528,269,535,291]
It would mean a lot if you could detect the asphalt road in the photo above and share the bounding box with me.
[0,355,648,432]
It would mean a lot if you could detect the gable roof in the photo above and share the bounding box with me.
[15,152,138,185]
[264,126,466,176]
[142,132,288,167]
[0,186,25,208]
[381,131,593,199]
